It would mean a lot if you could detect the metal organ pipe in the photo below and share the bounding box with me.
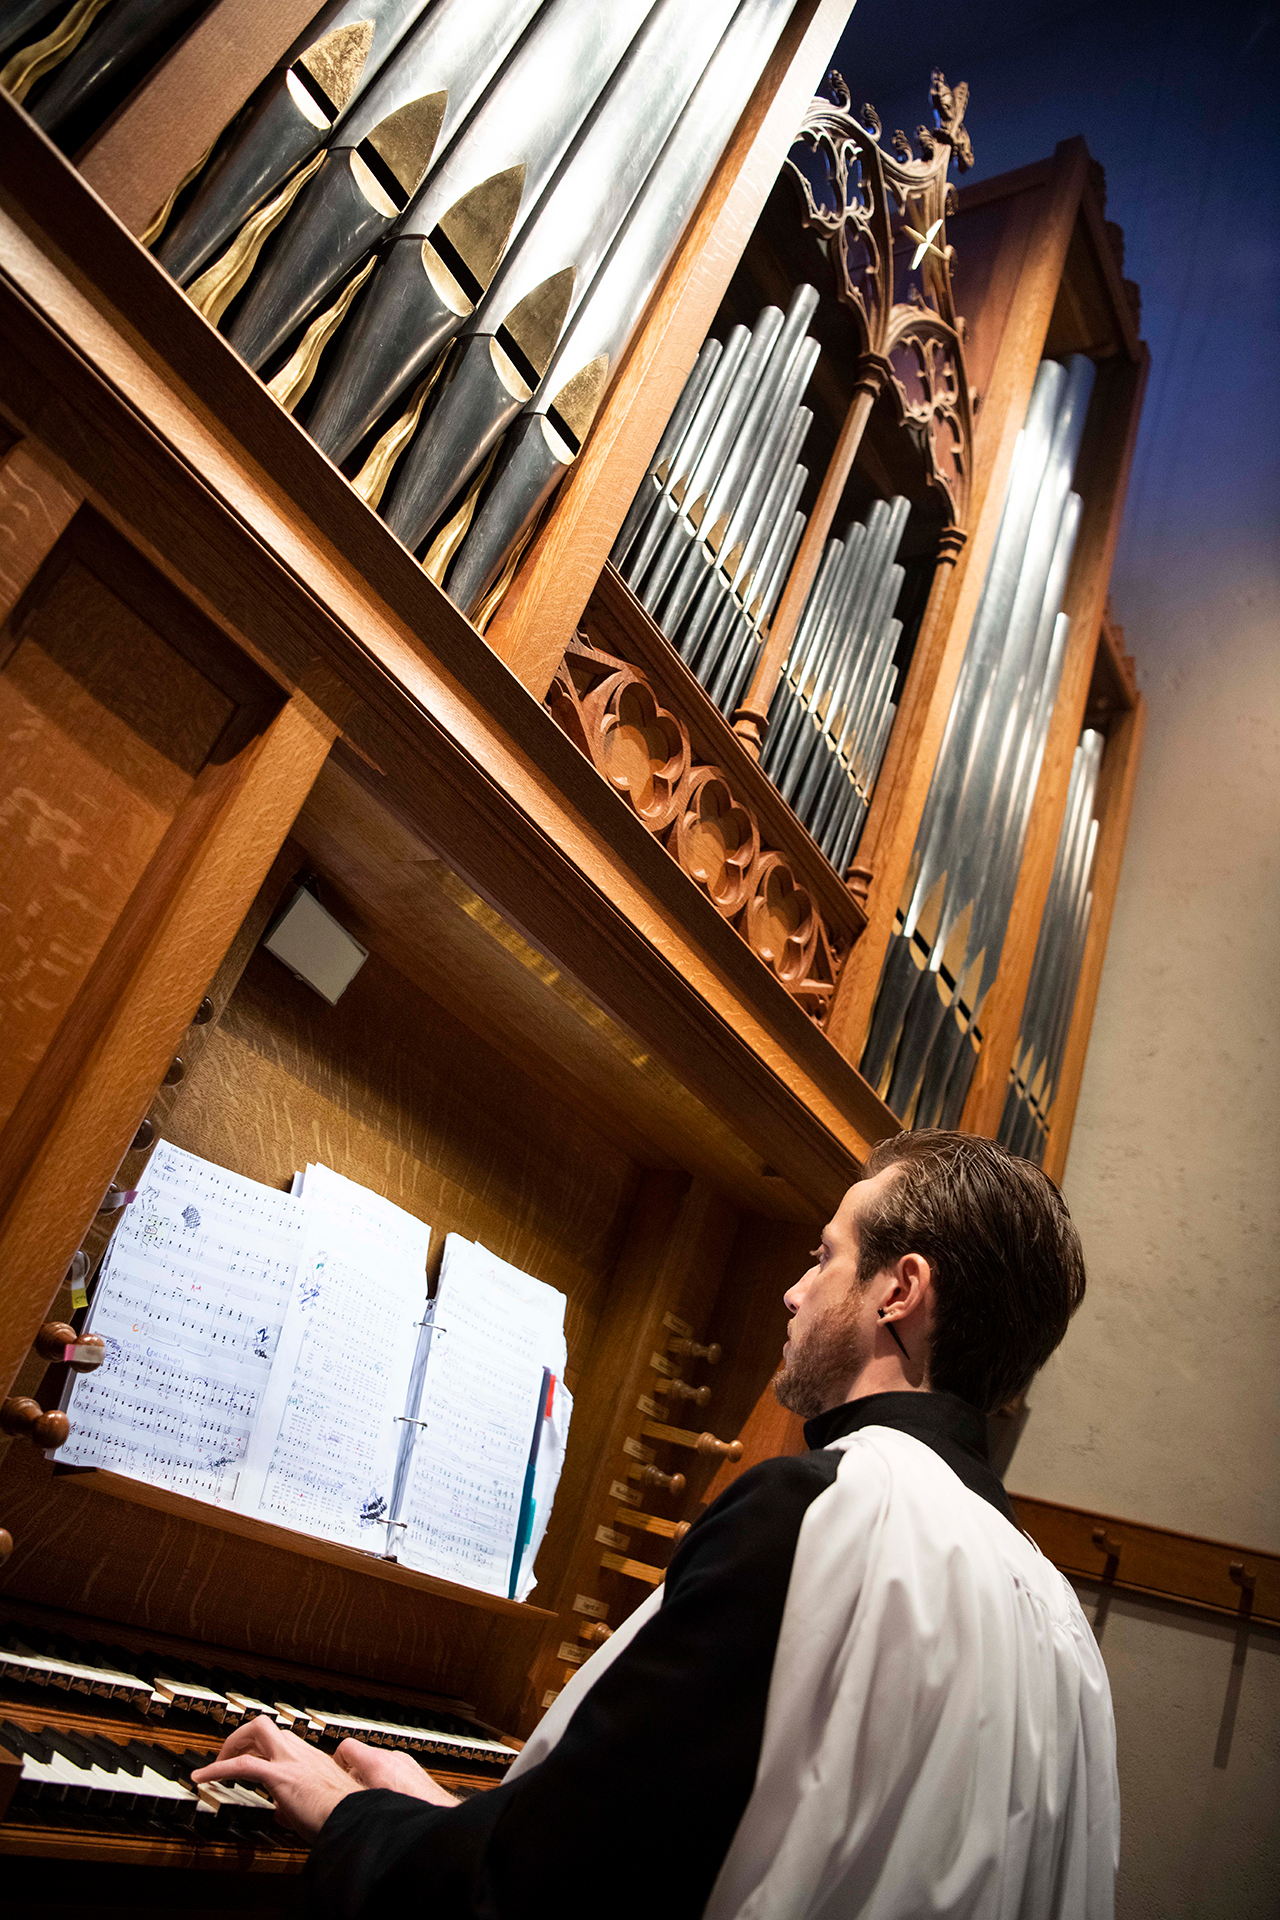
[380,0,744,557]
[446,0,797,614]
[305,0,666,464]
[225,0,560,372]
[861,353,1098,1128]
[158,0,444,285]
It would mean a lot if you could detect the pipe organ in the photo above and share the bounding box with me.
[0,0,1147,1905]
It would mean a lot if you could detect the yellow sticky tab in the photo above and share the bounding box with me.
[71,1285,89,1311]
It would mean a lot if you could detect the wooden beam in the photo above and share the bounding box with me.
[0,687,336,1399]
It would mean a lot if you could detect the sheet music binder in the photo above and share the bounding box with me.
[58,1144,571,1601]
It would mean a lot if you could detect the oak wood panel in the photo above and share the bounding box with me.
[79,0,328,237]
[291,758,808,1219]
[0,689,335,1399]
[586,564,869,951]
[0,435,79,621]
[0,1446,551,1712]
[1010,1493,1280,1626]
[961,348,1149,1137]
[824,140,1094,1066]
[0,525,239,1132]
[483,0,854,701]
[0,107,896,1200]
[1042,694,1146,1184]
[163,938,638,1363]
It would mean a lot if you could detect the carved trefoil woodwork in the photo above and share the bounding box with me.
[549,637,849,1026]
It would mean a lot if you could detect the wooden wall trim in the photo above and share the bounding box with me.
[1011,1493,1280,1627]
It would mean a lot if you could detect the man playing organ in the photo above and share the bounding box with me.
[195,1129,1119,1917]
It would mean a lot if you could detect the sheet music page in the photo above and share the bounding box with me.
[397,1237,566,1595]
[232,1166,429,1550]
[58,1143,303,1502]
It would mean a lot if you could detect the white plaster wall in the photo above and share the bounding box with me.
[1070,1582,1280,1920]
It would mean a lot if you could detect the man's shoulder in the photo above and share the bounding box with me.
[705,1448,843,1522]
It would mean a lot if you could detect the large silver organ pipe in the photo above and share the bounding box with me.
[380,0,744,557]
[861,353,1098,1127]
[999,729,1103,1162]
[9,0,806,612]
[25,0,218,136]
[226,0,552,371]
[305,0,647,465]
[158,0,439,284]
[443,0,797,614]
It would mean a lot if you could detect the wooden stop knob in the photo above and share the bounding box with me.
[579,1620,612,1645]
[657,1378,711,1408]
[668,1338,721,1364]
[674,1522,691,1542]
[695,1432,743,1462]
[639,1464,685,1495]
[35,1321,78,1360]
[0,1398,70,1447]
[0,1528,12,1565]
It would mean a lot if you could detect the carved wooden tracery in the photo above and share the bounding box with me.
[786,69,975,528]
[549,638,846,1025]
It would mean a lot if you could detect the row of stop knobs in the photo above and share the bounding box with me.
[1,1320,106,1451]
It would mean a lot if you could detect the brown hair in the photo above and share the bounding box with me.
[857,1130,1087,1414]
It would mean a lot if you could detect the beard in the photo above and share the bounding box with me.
[773,1297,871,1420]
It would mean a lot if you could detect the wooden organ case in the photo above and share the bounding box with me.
[0,2,1147,1907]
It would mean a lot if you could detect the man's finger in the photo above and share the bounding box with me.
[333,1736,379,1776]
[205,1715,295,1764]
[192,1753,284,1790]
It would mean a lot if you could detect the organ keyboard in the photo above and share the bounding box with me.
[0,1605,519,1880]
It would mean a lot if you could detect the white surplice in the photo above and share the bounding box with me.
[513,1426,1118,1919]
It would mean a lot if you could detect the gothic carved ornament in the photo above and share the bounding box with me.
[787,69,975,528]
[549,637,849,1026]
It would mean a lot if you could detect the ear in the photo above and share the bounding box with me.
[882,1253,933,1322]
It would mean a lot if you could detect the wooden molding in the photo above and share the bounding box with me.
[1011,1493,1280,1627]
[548,567,879,1032]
